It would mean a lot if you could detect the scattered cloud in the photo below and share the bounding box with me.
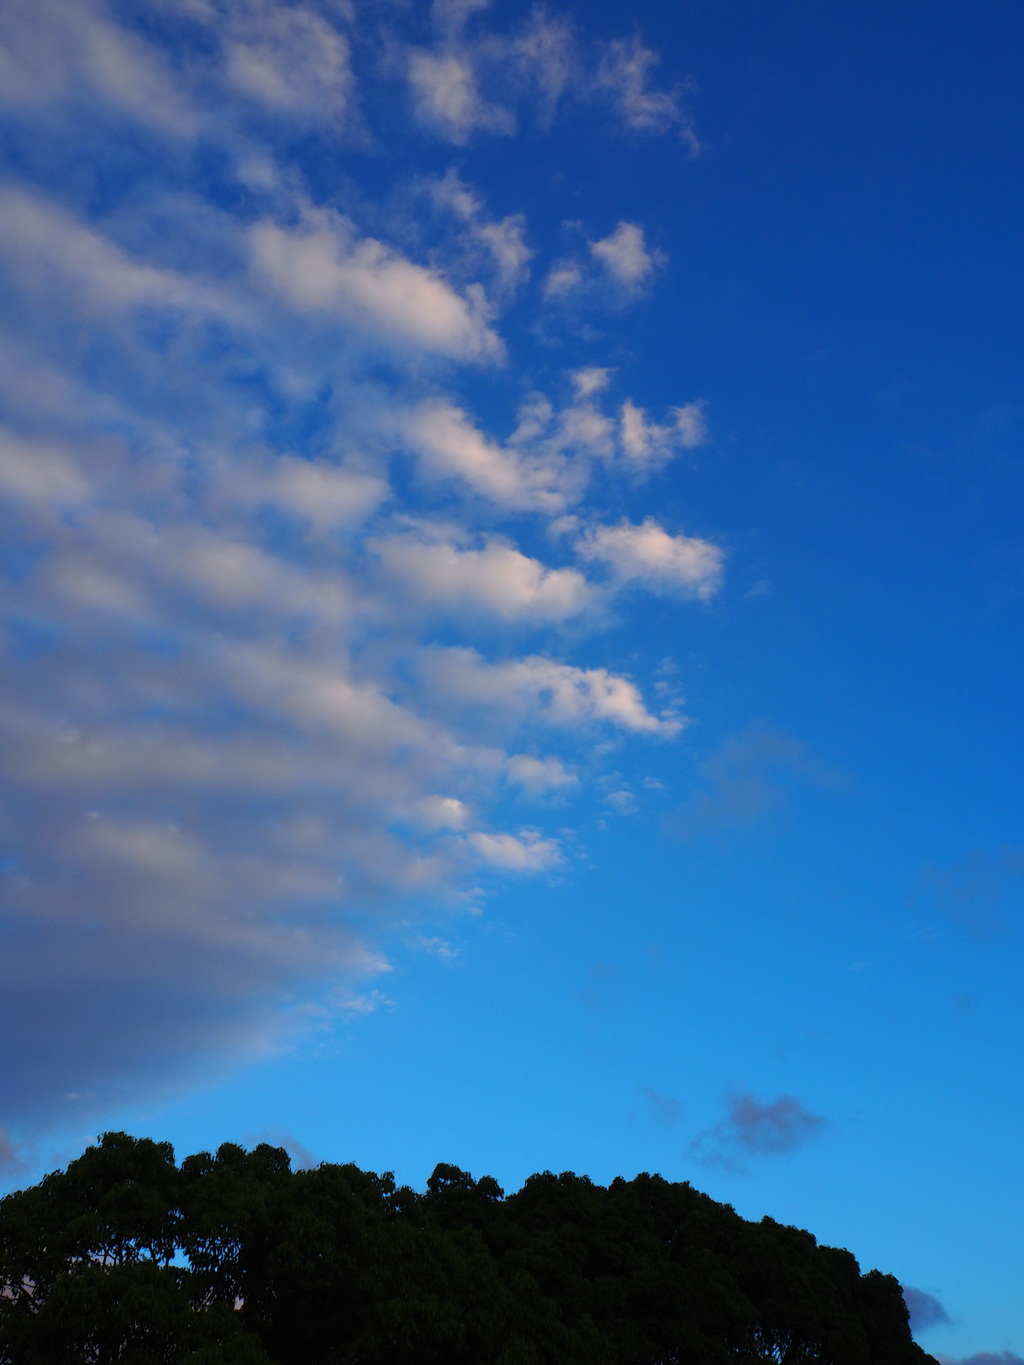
[923,848,1024,940]
[543,221,666,309]
[594,35,699,151]
[0,0,197,136]
[399,10,695,146]
[937,1356,1024,1365]
[250,208,504,362]
[467,828,562,872]
[417,648,682,736]
[373,525,595,622]
[689,1093,828,1172]
[330,988,397,1018]
[570,366,611,400]
[505,753,577,796]
[603,787,638,815]
[506,8,578,127]
[412,934,461,963]
[576,517,722,599]
[576,961,621,1012]
[590,221,663,293]
[396,399,569,511]
[642,1086,683,1126]
[430,169,532,296]
[0,1128,26,1178]
[407,48,515,143]
[542,258,585,299]
[902,1287,950,1333]
[223,1,354,122]
[397,382,705,511]
[671,723,849,841]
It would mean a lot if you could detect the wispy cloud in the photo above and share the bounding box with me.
[689,1093,828,1172]
[642,1086,684,1127]
[224,1,355,121]
[576,961,621,1012]
[594,36,699,150]
[400,8,695,146]
[0,1129,26,1179]
[902,1286,950,1333]
[671,723,849,841]
[543,220,667,311]
[923,848,1024,940]
[937,1356,1024,1365]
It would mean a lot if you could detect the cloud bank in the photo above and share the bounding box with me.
[0,0,715,1134]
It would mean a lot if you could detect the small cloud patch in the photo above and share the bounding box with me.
[939,1356,1024,1365]
[902,1286,950,1333]
[642,1087,683,1127]
[689,1093,827,1172]
[671,723,849,842]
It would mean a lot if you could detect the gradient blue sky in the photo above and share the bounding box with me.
[1,1,1023,1359]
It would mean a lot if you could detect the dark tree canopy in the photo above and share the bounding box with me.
[0,1132,936,1365]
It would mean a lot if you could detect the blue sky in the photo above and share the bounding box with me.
[1,0,1023,1358]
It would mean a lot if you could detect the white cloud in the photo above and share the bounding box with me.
[431,170,532,295]
[0,0,712,1133]
[0,0,196,135]
[576,517,724,600]
[506,753,577,795]
[619,398,707,468]
[396,399,570,510]
[331,988,395,1016]
[410,5,583,140]
[506,9,577,126]
[467,827,562,872]
[542,222,662,305]
[228,456,388,533]
[166,529,352,621]
[407,49,515,143]
[673,400,709,448]
[570,367,611,400]
[0,187,225,319]
[224,1,354,122]
[589,221,662,292]
[412,933,460,963]
[542,259,585,299]
[250,208,504,361]
[373,527,595,622]
[595,36,699,150]
[476,215,532,293]
[418,648,682,735]
[414,796,471,831]
[396,382,702,510]
[0,429,91,510]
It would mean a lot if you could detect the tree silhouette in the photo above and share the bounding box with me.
[0,1133,936,1365]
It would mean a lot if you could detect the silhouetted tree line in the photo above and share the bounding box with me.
[0,1132,936,1365]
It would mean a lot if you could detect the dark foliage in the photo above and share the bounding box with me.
[0,1133,936,1365]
